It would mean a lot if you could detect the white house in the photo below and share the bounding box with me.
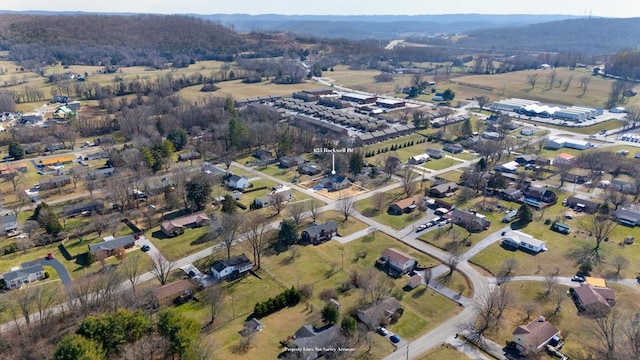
[546,136,591,150]
[2,264,45,289]
[225,175,249,190]
[211,254,253,280]
[503,232,547,253]
[495,161,519,174]
[254,190,293,208]
[408,154,430,165]
[0,213,18,233]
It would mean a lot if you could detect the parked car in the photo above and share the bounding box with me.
[376,326,389,336]
[571,276,585,283]
[390,334,401,343]
[45,253,54,259]
[416,224,427,232]
[141,245,151,252]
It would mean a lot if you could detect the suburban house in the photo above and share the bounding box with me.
[611,179,636,194]
[301,221,338,245]
[243,318,264,335]
[615,207,640,227]
[0,213,18,233]
[451,209,491,232]
[408,154,430,165]
[443,143,464,154]
[211,254,253,280]
[155,279,194,304]
[253,191,293,208]
[0,162,28,178]
[321,174,351,191]
[429,182,459,198]
[39,175,71,190]
[288,325,340,360]
[376,248,417,276]
[298,162,322,175]
[225,175,250,190]
[525,186,557,204]
[495,161,519,174]
[571,284,616,315]
[92,167,115,178]
[85,152,109,161]
[88,235,136,256]
[177,152,201,162]
[501,233,547,253]
[512,316,561,354]
[426,148,445,159]
[515,154,538,165]
[253,148,273,160]
[551,222,572,234]
[161,212,210,237]
[554,153,577,166]
[279,156,305,168]
[62,201,104,217]
[356,296,403,327]
[2,264,45,289]
[387,195,423,215]
[566,196,600,214]
[546,137,591,150]
[501,187,524,202]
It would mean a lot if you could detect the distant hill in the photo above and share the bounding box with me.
[0,14,246,68]
[198,14,579,39]
[453,17,640,54]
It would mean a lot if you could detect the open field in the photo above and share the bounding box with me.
[447,68,640,109]
[422,157,463,171]
[521,119,626,135]
[148,225,217,261]
[321,65,413,94]
[179,78,323,102]
[417,345,472,360]
[355,188,427,229]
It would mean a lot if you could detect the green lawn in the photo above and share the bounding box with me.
[422,157,463,171]
[148,225,217,261]
[521,119,625,135]
[355,188,427,229]
[417,345,471,360]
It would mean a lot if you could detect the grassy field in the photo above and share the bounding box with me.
[305,210,369,237]
[447,68,640,109]
[148,225,217,261]
[179,78,323,102]
[321,65,413,94]
[422,157,463,171]
[521,119,625,135]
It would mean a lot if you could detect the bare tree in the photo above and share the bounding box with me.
[271,191,287,215]
[579,76,590,96]
[424,268,433,287]
[400,167,417,197]
[382,154,400,180]
[546,70,557,89]
[308,200,320,222]
[371,191,387,214]
[592,308,622,359]
[446,255,459,276]
[476,96,490,111]
[203,284,226,325]
[121,256,143,293]
[500,258,519,277]
[612,255,629,277]
[221,212,241,259]
[4,164,26,191]
[542,273,558,296]
[361,270,394,305]
[84,171,99,198]
[582,213,617,263]
[7,286,38,327]
[621,316,640,360]
[468,286,512,343]
[244,212,269,269]
[521,302,538,322]
[11,188,30,217]
[287,201,307,225]
[336,193,355,221]
[526,73,538,90]
[150,253,174,285]
[557,161,575,188]
[606,190,628,211]
[68,167,85,189]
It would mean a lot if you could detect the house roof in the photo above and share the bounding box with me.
[228,175,245,183]
[245,318,263,331]
[0,213,17,225]
[556,153,576,160]
[39,175,71,184]
[2,264,43,282]
[567,196,599,209]
[382,248,415,264]
[161,212,210,233]
[211,254,253,272]
[452,209,490,228]
[390,195,423,210]
[88,235,136,253]
[516,154,538,162]
[615,208,640,223]
[357,296,403,325]
[513,317,560,349]
[63,201,103,216]
[293,325,340,350]
[303,221,338,239]
[155,279,192,300]
[574,284,615,309]
[431,182,458,194]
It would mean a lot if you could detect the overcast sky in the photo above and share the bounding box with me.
[3,0,640,18]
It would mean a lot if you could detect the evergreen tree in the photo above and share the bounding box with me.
[167,128,188,151]
[321,304,339,324]
[8,142,25,160]
[517,204,533,227]
[349,150,364,177]
[221,194,236,213]
[460,117,473,138]
[278,219,299,246]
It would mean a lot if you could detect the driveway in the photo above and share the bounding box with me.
[22,257,72,286]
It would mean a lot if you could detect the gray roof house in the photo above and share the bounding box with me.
[301,221,338,245]
[0,213,18,233]
[290,325,340,360]
[357,296,403,327]
[88,235,136,255]
[616,208,640,227]
[211,254,253,280]
[2,264,45,289]
[299,162,322,175]
[451,209,491,232]
[426,148,445,159]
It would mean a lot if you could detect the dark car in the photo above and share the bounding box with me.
[389,334,401,343]
[141,245,151,252]
[376,326,389,336]
[571,276,585,283]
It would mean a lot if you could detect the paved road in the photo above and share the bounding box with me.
[22,257,72,287]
